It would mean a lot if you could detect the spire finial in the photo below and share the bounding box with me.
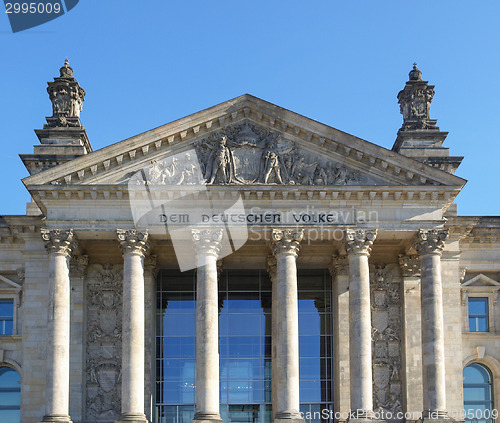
[409,62,422,81]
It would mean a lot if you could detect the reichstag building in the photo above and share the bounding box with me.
[0,62,498,423]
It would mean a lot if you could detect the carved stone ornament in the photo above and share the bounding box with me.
[85,264,123,422]
[266,255,277,283]
[343,229,377,256]
[116,229,149,257]
[191,228,223,257]
[413,229,449,256]
[398,254,421,277]
[71,254,89,277]
[144,254,158,277]
[370,263,403,414]
[191,123,371,186]
[41,228,77,256]
[271,228,303,257]
[45,60,85,128]
[328,256,349,277]
[398,64,437,131]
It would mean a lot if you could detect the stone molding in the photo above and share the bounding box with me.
[398,254,421,277]
[413,229,449,256]
[328,255,349,277]
[71,254,89,277]
[116,229,149,257]
[271,228,303,257]
[41,228,77,257]
[191,228,223,257]
[343,229,377,256]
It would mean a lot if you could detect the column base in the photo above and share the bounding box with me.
[273,410,305,423]
[41,415,72,423]
[115,412,148,423]
[192,411,223,423]
[347,410,376,423]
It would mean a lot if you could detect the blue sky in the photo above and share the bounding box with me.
[1,1,499,215]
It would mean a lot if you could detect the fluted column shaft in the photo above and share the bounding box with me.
[271,229,304,423]
[414,229,449,417]
[192,229,223,423]
[116,229,149,423]
[41,229,76,423]
[344,229,377,416]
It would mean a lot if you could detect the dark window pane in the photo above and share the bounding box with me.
[469,298,488,314]
[163,314,195,337]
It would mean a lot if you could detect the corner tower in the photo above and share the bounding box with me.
[20,60,92,176]
[392,63,462,174]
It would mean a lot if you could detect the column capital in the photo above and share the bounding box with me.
[271,228,303,257]
[191,228,223,257]
[116,229,149,257]
[398,254,421,277]
[343,229,377,256]
[328,256,349,277]
[41,228,77,257]
[413,229,449,256]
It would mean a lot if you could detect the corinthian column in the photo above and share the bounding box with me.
[41,229,77,423]
[344,229,377,418]
[270,229,304,423]
[191,229,223,423]
[116,229,149,423]
[414,229,449,418]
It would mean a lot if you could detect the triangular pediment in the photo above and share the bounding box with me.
[23,94,466,192]
[462,274,500,288]
[0,275,22,291]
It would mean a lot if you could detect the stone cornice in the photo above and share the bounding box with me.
[41,228,77,257]
[413,229,449,256]
[25,184,462,216]
[343,229,377,256]
[191,228,223,258]
[23,95,466,190]
[271,228,304,257]
[116,229,149,257]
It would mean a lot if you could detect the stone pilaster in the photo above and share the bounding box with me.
[329,256,350,421]
[413,229,449,419]
[266,255,278,417]
[270,229,305,423]
[192,229,223,423]
[116,229,149,423]
[398,254,423,420]
[144,255,158,422]
[40,228,77,423]
[344,229,377,419]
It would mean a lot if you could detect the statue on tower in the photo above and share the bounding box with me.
[45,59,86,128]
[397,63,437,131]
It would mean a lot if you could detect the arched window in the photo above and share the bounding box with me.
[0,367,21,423]
[463,363,494,423]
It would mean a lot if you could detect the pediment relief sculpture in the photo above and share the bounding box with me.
[129,123,375,188]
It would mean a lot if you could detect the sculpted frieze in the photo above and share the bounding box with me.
[85,264,123,422]
[129,123,372,187]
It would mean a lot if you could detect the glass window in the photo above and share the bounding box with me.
[0,300,14,336]
[463,364,494,423]
[156,269,333,423]
[0,367,21,423]
[468,298,489,332]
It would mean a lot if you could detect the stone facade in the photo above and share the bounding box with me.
[0,63,499,423]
